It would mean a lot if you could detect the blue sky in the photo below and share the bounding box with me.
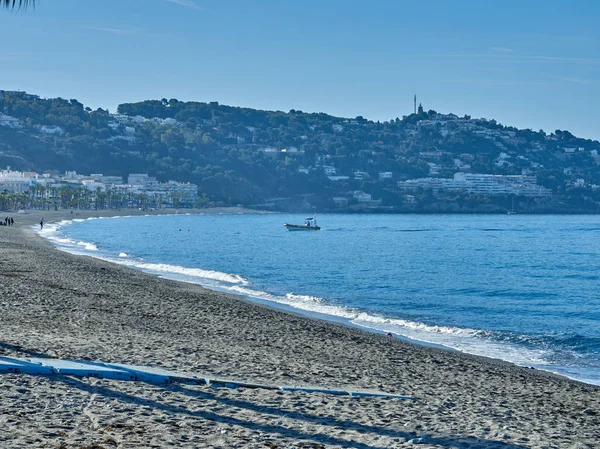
[1,0,599,139]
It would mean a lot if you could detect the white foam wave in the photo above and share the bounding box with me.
[285,293,322,303]
[34,218,248,287]
[33,215,555,375]
[217,286,549,366]
[35,220,101,254]
[50,236,76,245]
[349,316,549,366]
[122,260,248,285]
[225,286,357,319]
[77,241,98,251]
[351,313,480,337]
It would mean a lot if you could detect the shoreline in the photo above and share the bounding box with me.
[1,208,599,448]
[38,210,598,387]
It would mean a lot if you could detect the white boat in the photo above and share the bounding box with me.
[284,215,321,231]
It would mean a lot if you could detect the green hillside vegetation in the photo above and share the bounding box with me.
[1,90,600,212]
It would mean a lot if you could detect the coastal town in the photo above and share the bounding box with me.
[0,163,553,213]
[1,89,600,213]
[0,167,199,210]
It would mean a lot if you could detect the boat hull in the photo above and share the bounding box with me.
[284,224,321,231]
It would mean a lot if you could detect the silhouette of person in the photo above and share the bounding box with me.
[40,219,44,230]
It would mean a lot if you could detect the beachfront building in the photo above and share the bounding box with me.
[0,168,37,193]
[399,173,552,198]
[90,174,124,186]
[0,166,199,209]
[165,181,198,206]
[128,174,198,207]
[128,174,159,188]
[127,174,197,207]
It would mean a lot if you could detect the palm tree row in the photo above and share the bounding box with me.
[0,185,199,211]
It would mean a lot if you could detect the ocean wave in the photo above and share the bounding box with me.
[120,260,248,285]
[225,286,357,319]
[285,293,322,303]
[37,221,101,254]
[216,286,552,366]
[34,214,599,385]
[77,241,98,251]
[351,313,481,337]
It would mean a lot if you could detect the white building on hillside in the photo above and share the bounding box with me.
[323,165,337,176]
[39,125,64,135]
[399,173,551,198]
[0,114,22,129]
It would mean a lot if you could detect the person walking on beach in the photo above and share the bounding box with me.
[10,217,14,226]
[40,218,44,230]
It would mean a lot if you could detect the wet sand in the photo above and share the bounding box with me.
[0,209,598,448]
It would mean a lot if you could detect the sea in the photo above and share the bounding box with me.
[39,213,600,386]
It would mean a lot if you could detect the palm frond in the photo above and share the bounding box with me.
[2,0,34,9]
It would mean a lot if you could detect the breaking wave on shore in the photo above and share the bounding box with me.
[36,215,600,386]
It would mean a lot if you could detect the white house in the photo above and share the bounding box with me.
[332,197,349,207]
[39,125,64,135]
[323,165,337,176]
[353,191,372,202]
[0,114,22,129]
[260,147,279,158]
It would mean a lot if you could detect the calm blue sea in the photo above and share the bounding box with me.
[40,213,600,385]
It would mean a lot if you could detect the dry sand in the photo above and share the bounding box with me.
[0,209,598,448]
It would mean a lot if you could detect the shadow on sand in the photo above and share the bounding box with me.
[0,342,49,359]
[44,375,527,449]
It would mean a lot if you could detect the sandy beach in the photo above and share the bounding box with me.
[0,209,598,448]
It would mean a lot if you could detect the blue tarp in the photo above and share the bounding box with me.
[0,356,417,400]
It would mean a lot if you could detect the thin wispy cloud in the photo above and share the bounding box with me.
[440,78,550,87]
[554,76,591,84]
[527,55,600,63]
[83,26,133,36]
[491,47,513,53]
[0,51,31,61]
[166,0,203,10]
[407,53,600,64]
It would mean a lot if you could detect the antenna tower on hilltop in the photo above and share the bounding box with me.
[414,95,416,114]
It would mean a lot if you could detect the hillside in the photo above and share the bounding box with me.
[1,89,600,212]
